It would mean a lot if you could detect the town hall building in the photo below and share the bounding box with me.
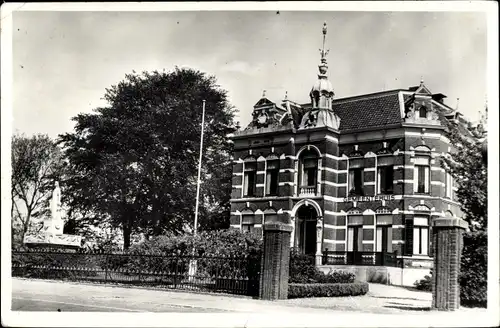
[229,23,464,286]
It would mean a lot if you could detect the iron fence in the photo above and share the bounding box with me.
[12,248,261,296]
[322,250,403,267]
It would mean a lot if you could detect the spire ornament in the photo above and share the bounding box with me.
[318,22,330,77]
[304,22,338,129]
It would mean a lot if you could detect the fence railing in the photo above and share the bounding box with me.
[12,248,261,296]
[321,250,402,267]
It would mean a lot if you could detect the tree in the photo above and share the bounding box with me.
[441,109,487,231]
[441,108,488,307]
[58,68,237,249]
[11,133,63,244]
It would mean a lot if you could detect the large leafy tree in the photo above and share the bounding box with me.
[58,68,237,249]
[11,133,64,245]
[441,109,487,231]
[441,107,488,307]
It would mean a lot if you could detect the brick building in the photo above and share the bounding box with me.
[229,23,464,285]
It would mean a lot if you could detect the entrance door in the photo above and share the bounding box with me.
[297,205,318,255]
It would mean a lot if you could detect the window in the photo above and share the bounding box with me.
[413,217,429,255]
[376,226,393,253]
[414,157,430,194]
[266,160,279,196]
[302,157,317,187]
[445,172,453,199]
[419,106,427,118]
[243,162,257,197]
[349,168,364,196]
[378,165,394,194]
[242,223,255,233]
[347,225,363,252]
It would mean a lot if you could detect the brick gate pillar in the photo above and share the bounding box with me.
[259,222,292,300]
[431,217,468,311]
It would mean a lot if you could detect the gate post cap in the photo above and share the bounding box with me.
[432,218,468,229]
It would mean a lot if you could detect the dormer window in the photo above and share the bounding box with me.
[419,106,427,118]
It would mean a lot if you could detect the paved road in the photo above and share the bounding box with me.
[10,278,330,313]
[7,278,495,328]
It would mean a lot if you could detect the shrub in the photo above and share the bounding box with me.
[112,230,263,286]
[288,282,369,299]
[289,250,354,284]
[316,270,355,284]
[129,229,262,257]
[414,268,433,292]
[289,250,318,283]
[460,231,487,307]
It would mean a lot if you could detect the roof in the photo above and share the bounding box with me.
[298,88,455,132]
[332,90,403,131]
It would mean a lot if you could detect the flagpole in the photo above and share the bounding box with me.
[194,100,206,236]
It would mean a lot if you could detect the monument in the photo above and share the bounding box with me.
[23,181,82,249]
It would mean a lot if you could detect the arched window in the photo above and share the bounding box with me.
[299,150,319,195]
[419,106,427,118]
[413,156,430,194]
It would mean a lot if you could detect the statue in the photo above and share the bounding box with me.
[23,180,82,248]
[44,181,64,235]
[51,181,62,221]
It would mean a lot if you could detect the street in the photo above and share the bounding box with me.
[6,278,495,328]
[10,278,332,313]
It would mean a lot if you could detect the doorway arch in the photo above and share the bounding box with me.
[291,200,322,256]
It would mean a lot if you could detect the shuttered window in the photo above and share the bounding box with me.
[404,219,414,256]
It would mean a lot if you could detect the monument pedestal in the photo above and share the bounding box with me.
[23,231,82,250]
[22,181,82,250]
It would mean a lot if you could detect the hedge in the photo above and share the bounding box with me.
[459,231,487,307]
[288,282,369,299]
[413,231,487,308]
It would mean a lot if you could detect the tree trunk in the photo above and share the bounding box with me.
[123,222,131,250]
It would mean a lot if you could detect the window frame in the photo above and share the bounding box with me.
[243,164,257,197]
[265,167,280,196]
[241,223,256,234]
[299,151,319,189]
[412,217,429,256]
[419,106,427,118]
[445,171,453,199]
[348,167,364,196]
[413,157,430,194]
[377,165,394,195]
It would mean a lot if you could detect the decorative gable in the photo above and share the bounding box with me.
[403,91,441,126]
[245,93,287,130]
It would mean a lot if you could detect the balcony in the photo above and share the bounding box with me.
[321,250,403,268]
[299,186,317,197]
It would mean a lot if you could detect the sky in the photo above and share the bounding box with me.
[12,10,487,138]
